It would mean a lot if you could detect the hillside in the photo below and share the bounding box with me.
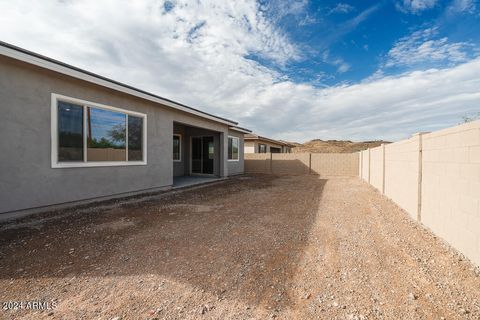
[291,139,389,153]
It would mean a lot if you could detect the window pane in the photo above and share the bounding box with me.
[228,137,233,159]
[86,107,126,161]
[58,101,84,162]
[232,138,239,160]
[128,115,143,161]
[173,135,180,161]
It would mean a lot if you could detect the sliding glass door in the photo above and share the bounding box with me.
[191,136,214,175]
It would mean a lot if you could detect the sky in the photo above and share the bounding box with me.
[1,0,479,142]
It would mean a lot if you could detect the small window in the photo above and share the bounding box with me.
[173,134,181,161]
[228,136,239,161]
[259,144,267,153]
[52,94,146,168]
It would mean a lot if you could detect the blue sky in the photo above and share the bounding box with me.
[1,0,479,142]
[257,0,480,85]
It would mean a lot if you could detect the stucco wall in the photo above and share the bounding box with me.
[244,141,255,154]
[0,55,230,214]
[359,120,480,266]
[227,130,245,176]
[244,140,286,153]
[173,123,186,177]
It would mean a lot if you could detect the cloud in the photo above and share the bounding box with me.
[259,59,480,142]
[0,0,479,143]
[322,50,351,73]
[314,4,381,51]
[260,0,310,23]
[447,0,477,14]
[329,3,355,14]
[384,27,476,68]
[396,0,437,13]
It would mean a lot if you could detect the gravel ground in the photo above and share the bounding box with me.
[0,175,479,319]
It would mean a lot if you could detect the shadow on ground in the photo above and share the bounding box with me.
[0,174,327,310]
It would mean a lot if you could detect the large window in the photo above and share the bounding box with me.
[87,108,126,161]
[52,94,147,168]
[228,136,239,161]
[173,134,181,161]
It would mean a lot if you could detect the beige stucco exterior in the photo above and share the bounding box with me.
[244,136,293,154]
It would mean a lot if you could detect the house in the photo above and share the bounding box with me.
[0,42,251,215]
[244,133,294,153]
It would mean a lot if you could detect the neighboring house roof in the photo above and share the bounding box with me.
[278,140,296,147]
[229,126,252,134]
[244,133,293,147]
[0,41,237,126]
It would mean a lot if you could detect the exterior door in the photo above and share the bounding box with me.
[191,137,202,174]
[191,136,214,175]
[202,137,214,174]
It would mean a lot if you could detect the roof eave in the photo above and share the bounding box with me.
[0,41,237,126]
[229,126,252,134]
[245,135,289,146]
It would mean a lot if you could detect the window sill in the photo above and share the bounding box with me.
[51,161,147,168]
[228,159,240,162]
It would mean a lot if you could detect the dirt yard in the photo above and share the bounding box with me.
[0,175,479,319]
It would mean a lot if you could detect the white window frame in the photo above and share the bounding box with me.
[228,136,240,162]
[173,134,182,162]
[51,93,147,168]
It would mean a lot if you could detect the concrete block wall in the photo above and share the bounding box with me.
[359,120,480,266]
[369,146,384,192]
[244,153,271,173]
[384,135,421,220]
[361,149,370,182]
[271,153,310,175]
[311,153,359,176]
[245,153,359,176]
[421,121,480,265]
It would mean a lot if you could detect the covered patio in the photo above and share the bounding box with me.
[172,175,224,189]
[173,122,224,179]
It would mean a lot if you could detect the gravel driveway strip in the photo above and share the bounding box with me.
[0,175,479,319]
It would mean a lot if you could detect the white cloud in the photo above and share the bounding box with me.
[263,0,309,20]
[329,3,355,14]
[384,27,475,68]
[0,1,479,143]
[447,0,477,14]
[322,50,351,74]
[396,0,437,13]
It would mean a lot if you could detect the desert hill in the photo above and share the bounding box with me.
[290,139,389,153]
